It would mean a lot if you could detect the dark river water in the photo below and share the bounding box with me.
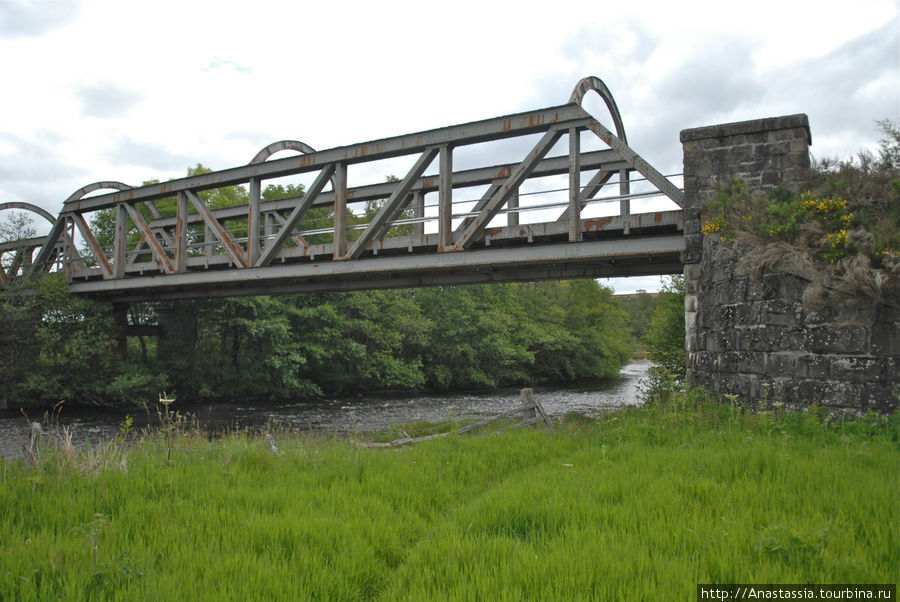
[0,361,649,459]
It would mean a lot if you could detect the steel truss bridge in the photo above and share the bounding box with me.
[0,77,685,302]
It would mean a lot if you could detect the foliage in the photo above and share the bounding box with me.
[87,164,251,259]
[701,182,859,263]
[416,281,630,390]
[0,210,37,243]
[701,120,900,275]
[2,157,636,407]
[1,276,633,406]
[0,211,38,275]
[1,401,896,599]
[613,289,657,353]
[641,276,685,382]
[0,276,161,405]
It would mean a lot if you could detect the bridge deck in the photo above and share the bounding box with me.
[4,77,686,301]
[67,212,684,301]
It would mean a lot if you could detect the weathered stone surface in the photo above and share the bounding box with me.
[827,356,881,383]
[796,354,831,380]
[681,112,895,413]
[871,321,900,356]
[803,325,869,355]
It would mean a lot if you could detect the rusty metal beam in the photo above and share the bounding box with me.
[122,203,174,274]
[185,190,247,268]
[333,163,348,259]
[346,148,439,260]
[568,128,581,242]
[113,205,127,278]
[67,233,684,301]
[454,128,565,249]
[586,120,684,207]
[257,164,335,268]
[247,178,261,266]
[71,212,114,279]
[143,149,624,231]
[63,106,595,213]
[174,192,189,273]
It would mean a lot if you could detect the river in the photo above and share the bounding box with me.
[0,361,649,459]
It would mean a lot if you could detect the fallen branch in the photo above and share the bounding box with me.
[357,388,553,448]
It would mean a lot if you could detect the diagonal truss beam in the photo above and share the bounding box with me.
[256,164,335,267]
[268,213,310,251]
[345,147,439,260]
[71,212,114,279]
[142,149,626,232]
[556,167,617,223]
[454,128,565,249]
[26,218,66,278]
[122,203,175,273]
[185,191,247,268]
[457,181,503,233]
[586,120,684,207]
[65,105,595,213]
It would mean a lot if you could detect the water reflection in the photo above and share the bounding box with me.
[0,362,648,459]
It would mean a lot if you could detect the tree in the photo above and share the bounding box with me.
[0,211,38,275]
[642,275,686,378]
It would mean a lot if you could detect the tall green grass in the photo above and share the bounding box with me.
[1,397,897,600]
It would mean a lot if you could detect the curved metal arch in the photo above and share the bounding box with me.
[24,181,134,279]
[249,140,317,164]
[569,76,628,143]
[0,201,57,226]
[64,181,133,205]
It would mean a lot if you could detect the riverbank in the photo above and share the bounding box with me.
[0,363,649,459]
[1,394,896,600]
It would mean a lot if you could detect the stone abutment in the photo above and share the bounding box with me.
[681,114,898,413]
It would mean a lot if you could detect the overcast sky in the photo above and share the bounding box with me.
[0,0,897,293]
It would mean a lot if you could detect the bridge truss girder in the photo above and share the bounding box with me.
[13,77,685,301]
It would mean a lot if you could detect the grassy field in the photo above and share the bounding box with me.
[1,396,897,600]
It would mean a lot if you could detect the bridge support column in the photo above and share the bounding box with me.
[681,114,812,392]
[112,304,128,358]
[156,304,198,394]
[677,115,896,413]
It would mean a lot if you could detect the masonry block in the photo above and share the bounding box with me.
[680,112,895,413]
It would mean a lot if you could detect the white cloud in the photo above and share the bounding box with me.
[0,0,83,39]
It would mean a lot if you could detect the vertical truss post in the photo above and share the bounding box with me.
[114,204,128,278]
[438,145,453,251]
[247,177,261,266]
[413,190,424,239]
[63,218,76,279]
[568,128,581,242]
[20,248,32,274]
[619,168,630,216]
[333,162,348,259]
[507,189,519,227]
[204,223,214,260]
[175,192,189,273]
